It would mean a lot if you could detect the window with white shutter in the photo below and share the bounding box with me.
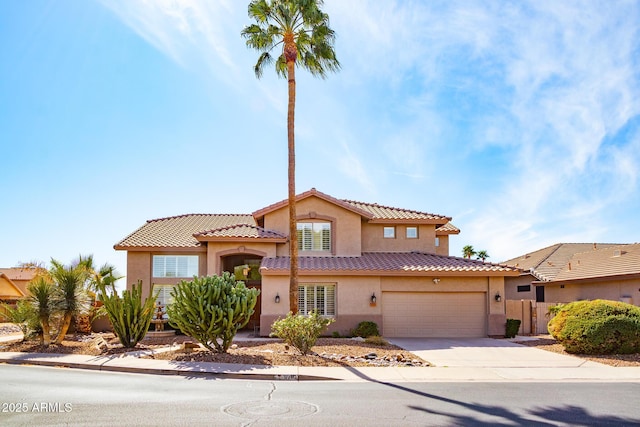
[297,222,331,252]
[152,255,199,278]
[151,284,176,319]
[298,283,336,316]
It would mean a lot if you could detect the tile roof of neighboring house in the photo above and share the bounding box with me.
[260,252,520,275]
[553,243,640,283]
[114,214,256,249]
[0,272,26,298]
[0,268,39,282]
[194,224,287,241]
[252,188,452,225]
[502,243,628,282]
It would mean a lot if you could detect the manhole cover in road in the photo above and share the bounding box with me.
[222,400,318,419]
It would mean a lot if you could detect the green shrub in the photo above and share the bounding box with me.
[505,318,521,338]
[270,311,334,355]
[98,281,156,348]
[548,299,640,354]
[167,273,259,353]
[351,321,380,338]
[364,335,389,346]
[331,331,342,338]
[1,300,39,338]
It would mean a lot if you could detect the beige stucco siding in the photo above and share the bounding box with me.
[263,196,363,256]
[505,275,537,300]
[260,274,506,336]
[435,235,450,256]
[543,278,640,305]
[361,223,437,253]
[205,242,277,275]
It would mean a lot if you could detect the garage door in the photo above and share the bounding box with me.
[382,292,486,337]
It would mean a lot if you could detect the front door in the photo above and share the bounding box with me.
[222,254,262,331]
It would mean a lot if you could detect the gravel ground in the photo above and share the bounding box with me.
[513,335,640,367]
[2,324,639,367]
[0,326,427,367]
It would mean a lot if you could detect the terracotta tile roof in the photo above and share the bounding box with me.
[0,272,26,298]
[252,188,374,220]
[341,200,451,223]
[502,243,627,281]
[553,243,640,283]
[0,268,39,281]
[436,222,460,235]
[252,188,452,225]
[260,252,520,275]
[114,214,255,249]
[195,224,287,241]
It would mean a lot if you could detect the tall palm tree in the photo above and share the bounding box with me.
[462,245,476,259]
[49,258,92,344]
[242,0,340,314]
[476,250,490,263]
[27,277,58,346]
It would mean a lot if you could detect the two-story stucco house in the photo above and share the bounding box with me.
[115,188,519,337]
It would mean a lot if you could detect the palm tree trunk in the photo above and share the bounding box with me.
[41,316,51,347]
[287,57,299,315]
[55,312,72,344]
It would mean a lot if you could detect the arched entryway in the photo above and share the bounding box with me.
[221,254,262,332]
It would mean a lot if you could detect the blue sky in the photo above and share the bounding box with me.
[2,0,639,287]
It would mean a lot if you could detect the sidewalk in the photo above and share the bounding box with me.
[2,338,640,382]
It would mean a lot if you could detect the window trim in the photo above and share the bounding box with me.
[383,226,396,239]
[297,221,332,253]
[152,255,199,278]
[406,226,418,239]
[298,283,336,317]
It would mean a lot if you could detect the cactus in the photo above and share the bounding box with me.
[167,273,259,353]
[98,281,156,348]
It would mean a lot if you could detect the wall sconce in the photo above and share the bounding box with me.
[432,278,441,284]
[370,293,377,304]
[495,292,502,302]
[275,293,280,304]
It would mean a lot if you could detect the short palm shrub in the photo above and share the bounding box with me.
[548,299,640,354]
[98,281,156,348]
[167,273,259,353]
[351,321,380,338]
[270,311,334,355]
[1,300,39,338]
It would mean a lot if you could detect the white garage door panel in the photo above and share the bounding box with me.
[383,292,486,337]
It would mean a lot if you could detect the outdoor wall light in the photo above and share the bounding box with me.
[495,292,502,302]
[275,293,280,303]
[432,277,441,284]
[371,293,377,304]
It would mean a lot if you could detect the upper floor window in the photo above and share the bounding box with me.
[383,226,396,238]
[297,222,331,252]
[435,237,440,247]
[299,283,336,316]
[152,255,198,278]
[406,227,418,239]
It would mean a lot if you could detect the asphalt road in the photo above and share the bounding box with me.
[1,365,640,426]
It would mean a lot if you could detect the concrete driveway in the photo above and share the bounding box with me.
[387,337,593,368]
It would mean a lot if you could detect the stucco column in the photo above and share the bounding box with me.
[488,276,506,336]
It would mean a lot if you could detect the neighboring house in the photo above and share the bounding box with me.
[502,243,639,305]
[0,267,38,301]
[115,188,520,337]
